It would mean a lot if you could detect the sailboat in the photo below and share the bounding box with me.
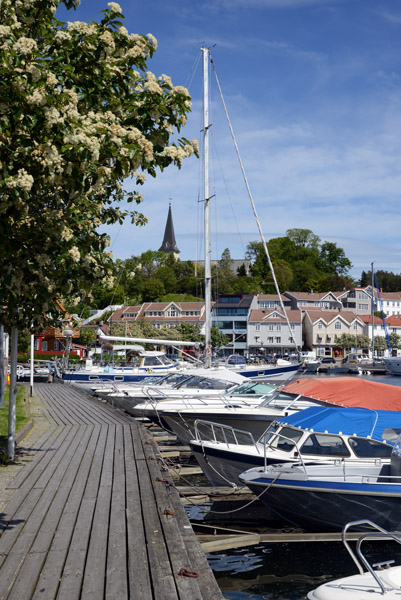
[199,46,299,380]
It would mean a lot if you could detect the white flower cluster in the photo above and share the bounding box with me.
[14,36,37,55]
[6,168,34,191]
[161,144,196,163]
[100,30,115,53]
[68,246,81,262]
[46,72,58,87]
[67,21,97,36]
[0,25,12,37]
[107,2,122,13]
[27,88,46,106]
[54,30,72,44]
[146,33,157,49]
[44,106,64,129]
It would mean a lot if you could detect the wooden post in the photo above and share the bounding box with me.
[7,327,18,461]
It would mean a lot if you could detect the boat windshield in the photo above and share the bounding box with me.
[259,391,297,408]
[261,425,303,452]
[178,376,233,390]
[231,382,276,396]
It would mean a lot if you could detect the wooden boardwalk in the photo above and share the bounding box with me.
[0,384,223,600]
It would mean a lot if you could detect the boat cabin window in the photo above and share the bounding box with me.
[159,355,174,365]
[143,357,162,367]
[301,434,350,457]
[348,437,393,458]
[265,426,303,452]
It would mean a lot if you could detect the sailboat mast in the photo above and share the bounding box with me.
[371,261,375,358]
[202,47,212,368]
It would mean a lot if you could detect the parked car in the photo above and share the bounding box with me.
[320,356,336,364]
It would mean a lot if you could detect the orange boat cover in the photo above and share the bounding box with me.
[283,377,401,411]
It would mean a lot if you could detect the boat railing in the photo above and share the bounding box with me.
[280,458,401,484]
[342,520,401,594]
[143,387,169,401]
[193,420,260,451]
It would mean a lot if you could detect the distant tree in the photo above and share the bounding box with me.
[355,335,371,349]
[374,336,387,353]
[142,279,165,301]
[389,332,401,350]
[286,229,321,251]
[79,327,96,347]
[336,333,358,352]
[211,326,229,350]
[319,242,352,275]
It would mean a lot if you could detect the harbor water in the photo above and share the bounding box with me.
[186,372,401,599]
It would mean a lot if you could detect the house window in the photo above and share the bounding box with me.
[269,324,274,330]
[358,304,368,310]
[268,336,274,343]
[335,322,342,330]
[255,324,261,331]
[275,337,281,343]
[353,322,358,330]
[318,322,323,329]
[54,341,59,350]
[43,341,48,351]
[254,336,260,343]
[34,339,39,350]
[358,292,366,299]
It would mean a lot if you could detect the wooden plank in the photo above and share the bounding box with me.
[105,423,129,600]
[140,427,207,600]
[32,425,105,600]
[123,424,153,600]
[135,435,180,599]
[6,425,100,600]
[0,425,93,592]
[56,425,117,600]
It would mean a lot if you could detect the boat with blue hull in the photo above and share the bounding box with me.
[239,434,401,531]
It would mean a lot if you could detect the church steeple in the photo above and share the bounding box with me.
[159,202,180,258]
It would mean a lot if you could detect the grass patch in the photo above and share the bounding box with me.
[0,386,30,464]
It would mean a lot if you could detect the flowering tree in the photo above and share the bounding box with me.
[0,0,198,331]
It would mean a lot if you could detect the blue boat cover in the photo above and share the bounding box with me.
[276,405,401,442]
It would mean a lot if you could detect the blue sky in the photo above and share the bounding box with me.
[57,0,401,281]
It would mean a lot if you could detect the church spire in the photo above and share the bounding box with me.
[159,202,180,258]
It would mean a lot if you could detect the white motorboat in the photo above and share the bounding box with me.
[383,356,401,375]
[239,428,401,531]
[159,384,315,446]
[188,405,396,487]
[308,520,401,599]
[102,369,248,413]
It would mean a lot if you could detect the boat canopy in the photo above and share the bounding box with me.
[275,405,401,442]
[284,377,401,411]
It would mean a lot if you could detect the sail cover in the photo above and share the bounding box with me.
[283,377,401,411]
